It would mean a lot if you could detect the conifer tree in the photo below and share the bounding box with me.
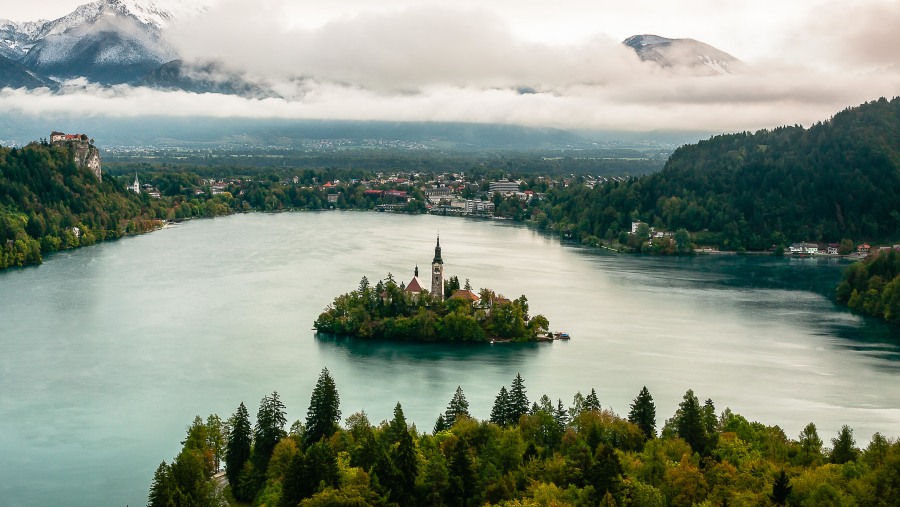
[391,404,419,501]
[674,389,707,454]
[305,367,341,444]
[490,386,511,426]
[584,388,601,412]
[254,391,287,474]
[831,425,859,464]
[225,402,252,498]
[147,461,173,507]
[448,439,476,506]
[433,414,448,433]
[588,444,623,502]
[444,386,470,427]
[628,386,657,440]
[702,398,717,435]
[770,469,792,505]
[387,401,408,445]
[554,399,569,430]
[279,452,306,507]
[508,373,529,423]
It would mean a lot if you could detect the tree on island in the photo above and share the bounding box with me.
[315,272,551,343]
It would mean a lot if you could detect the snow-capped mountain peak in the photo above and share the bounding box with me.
[623,34,744,75]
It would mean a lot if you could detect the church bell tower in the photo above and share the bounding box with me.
[431,235,444,301]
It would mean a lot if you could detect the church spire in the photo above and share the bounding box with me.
[432,235,443,264]
[415,265,419,277]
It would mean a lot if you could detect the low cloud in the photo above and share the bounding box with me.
[2,1,899,132]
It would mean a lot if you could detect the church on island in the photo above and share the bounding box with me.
[315,234,561,342]
[402,235,480,304]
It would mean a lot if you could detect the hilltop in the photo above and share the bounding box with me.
[536,97,900,251]
[0,137,159,269]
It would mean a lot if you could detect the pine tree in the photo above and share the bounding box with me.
[433,414,448,433]
[628,386,656,440]
[675,389,707,454]
[391,404,419,501]
[444,386,470,427]
[554,399,569,430]
[770,469,792,505]
[305,367,342,444]
[702,398,717,435]
[280,452,306,507]
[225,402,252,499]
[447,439,476,506]
[490,386,511,426]
[387,402,408,445]
[588,444,623,501]
[831,425,858,464]
[508,373,529,423]
[147,461,173,507]
[254,391,287,474]
[584,388,601,412]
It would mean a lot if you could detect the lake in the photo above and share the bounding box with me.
[1,211,898,506]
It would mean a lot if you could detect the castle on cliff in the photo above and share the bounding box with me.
[50,131,102,181]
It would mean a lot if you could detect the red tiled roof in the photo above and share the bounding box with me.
[451,289,480,301]
[405,277,425,293]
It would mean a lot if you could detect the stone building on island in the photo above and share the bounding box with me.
[403,236,446,302]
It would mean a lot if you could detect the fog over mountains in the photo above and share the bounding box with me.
[0,0,741,92]
[0,0,897,135]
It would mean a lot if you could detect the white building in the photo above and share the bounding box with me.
[488,179,521,194]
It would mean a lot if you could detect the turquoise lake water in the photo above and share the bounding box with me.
[0,211,897,506]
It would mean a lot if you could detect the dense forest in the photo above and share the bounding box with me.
[0,142,241,270]
[314,275,549,342]
[836,249,900,323]
[532,97,900,251]
[149,368,900,507]
[0,142,153,269]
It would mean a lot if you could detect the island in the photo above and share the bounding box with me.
[314,236,558,342]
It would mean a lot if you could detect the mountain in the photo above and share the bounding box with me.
[139,59,279,98]
[0,54,56,89]
[0,0,203,85]
[623,34,743,75]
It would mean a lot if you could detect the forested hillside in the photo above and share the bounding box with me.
[539,97,900,250]
[836,249,900,323]
[149,369,900,507]
[0,142,169,269]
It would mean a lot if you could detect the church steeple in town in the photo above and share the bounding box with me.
[431,235,444,301]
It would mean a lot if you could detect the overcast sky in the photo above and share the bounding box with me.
[3,0,899,132]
